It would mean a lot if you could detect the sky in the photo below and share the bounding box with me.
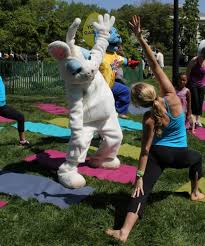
[66,0,205,13]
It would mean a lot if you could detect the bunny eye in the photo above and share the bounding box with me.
[88,55,91,60]
[76,67,82,73]
[72,67,82,75]
[66,59,82,75]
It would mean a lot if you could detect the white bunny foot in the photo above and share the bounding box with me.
[57,163,86,189]
[89,157,120,169]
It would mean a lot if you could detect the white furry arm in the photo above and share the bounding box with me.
[90,14,115,66]
[68,86,84,144]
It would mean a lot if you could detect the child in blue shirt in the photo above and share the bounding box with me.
[0,75,29,145]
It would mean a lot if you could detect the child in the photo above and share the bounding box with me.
[187,40,205,128]
[0,75,29,145]
[175,72,195,132]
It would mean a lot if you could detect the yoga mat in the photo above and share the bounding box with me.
[44,117,142,131]
[176,178,205,202]
[191,127,205,140]
[118,144,141,160]
[36,103,69,115]
[89,143,141,160]
[0,200,8,208]
[25,149,137,184]
[0,171,94,209]
[46,117,70,128]
[203,102,205,112]
[200,117,205,126]
[118,118,142,131]
[0,116,14,123]
[128,103,150,115]
[12,122,71,138]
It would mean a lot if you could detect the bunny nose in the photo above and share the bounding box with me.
[89,70,94,74]
[65,59,82,75]
[87,70,94,76]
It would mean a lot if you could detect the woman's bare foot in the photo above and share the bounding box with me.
[105,228,128,243]
[119,114,129,119]
[191,191,205,201]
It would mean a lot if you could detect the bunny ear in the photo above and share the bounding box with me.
[66,18,81,44]
[48,41,71,60]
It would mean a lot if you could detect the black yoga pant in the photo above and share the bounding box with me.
[0,105,25,132]
[190,86,205,115]
[127,145,203,218]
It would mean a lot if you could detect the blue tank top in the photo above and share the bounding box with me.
[0,76,6,106]
[152,98,187,147]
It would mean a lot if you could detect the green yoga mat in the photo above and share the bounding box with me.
[176,177,205,202]
[89,143,140,160]
[46,117,70,128]
[200,117,205,125]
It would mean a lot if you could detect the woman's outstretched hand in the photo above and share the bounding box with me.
[131,177,144,198]
[129,15,142,37]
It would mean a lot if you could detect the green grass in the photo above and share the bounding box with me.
[0,70,205,246]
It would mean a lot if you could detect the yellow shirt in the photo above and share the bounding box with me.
[100,52,126,88]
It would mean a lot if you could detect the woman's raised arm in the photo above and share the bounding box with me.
[129,16,175,96]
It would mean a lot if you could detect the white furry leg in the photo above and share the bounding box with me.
[57,163,86,189]
[89,157,120,169]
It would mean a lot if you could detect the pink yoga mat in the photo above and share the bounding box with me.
[25,150,137,184]
[203,102,205,112]
[36,103,69,115]
[0,201,8,208]
[0,116,14,123]
[191,127,205,140]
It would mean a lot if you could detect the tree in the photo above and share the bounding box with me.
[199,24,205,40]
[0,0,29,11]
[137,2,173,50]
[112,2,173,55]
[180,0,199,57]
[0,0,175,60]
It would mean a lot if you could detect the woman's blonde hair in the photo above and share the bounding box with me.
[131,82,164,137]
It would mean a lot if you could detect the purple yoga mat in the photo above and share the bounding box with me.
[0,201,8,208]
[25,150,137,184]
[0,116,14,123]
[191,127,205,140]
[36,103,69,115]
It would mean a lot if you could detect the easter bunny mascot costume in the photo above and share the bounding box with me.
[48,14,123,189]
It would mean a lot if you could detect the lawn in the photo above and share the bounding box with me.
[0,68,205,246]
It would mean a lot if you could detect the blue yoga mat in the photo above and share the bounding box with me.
[0,171,94,208]
[12,120,141,137]
[118,118,142,131]
[12,121,71,138]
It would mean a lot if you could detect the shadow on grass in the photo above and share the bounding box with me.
[2,160,57,181]
[0,136,104,181]
[0,136,69,148]
[85,190,190,229]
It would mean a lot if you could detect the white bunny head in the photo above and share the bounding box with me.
[48,42,97,85]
